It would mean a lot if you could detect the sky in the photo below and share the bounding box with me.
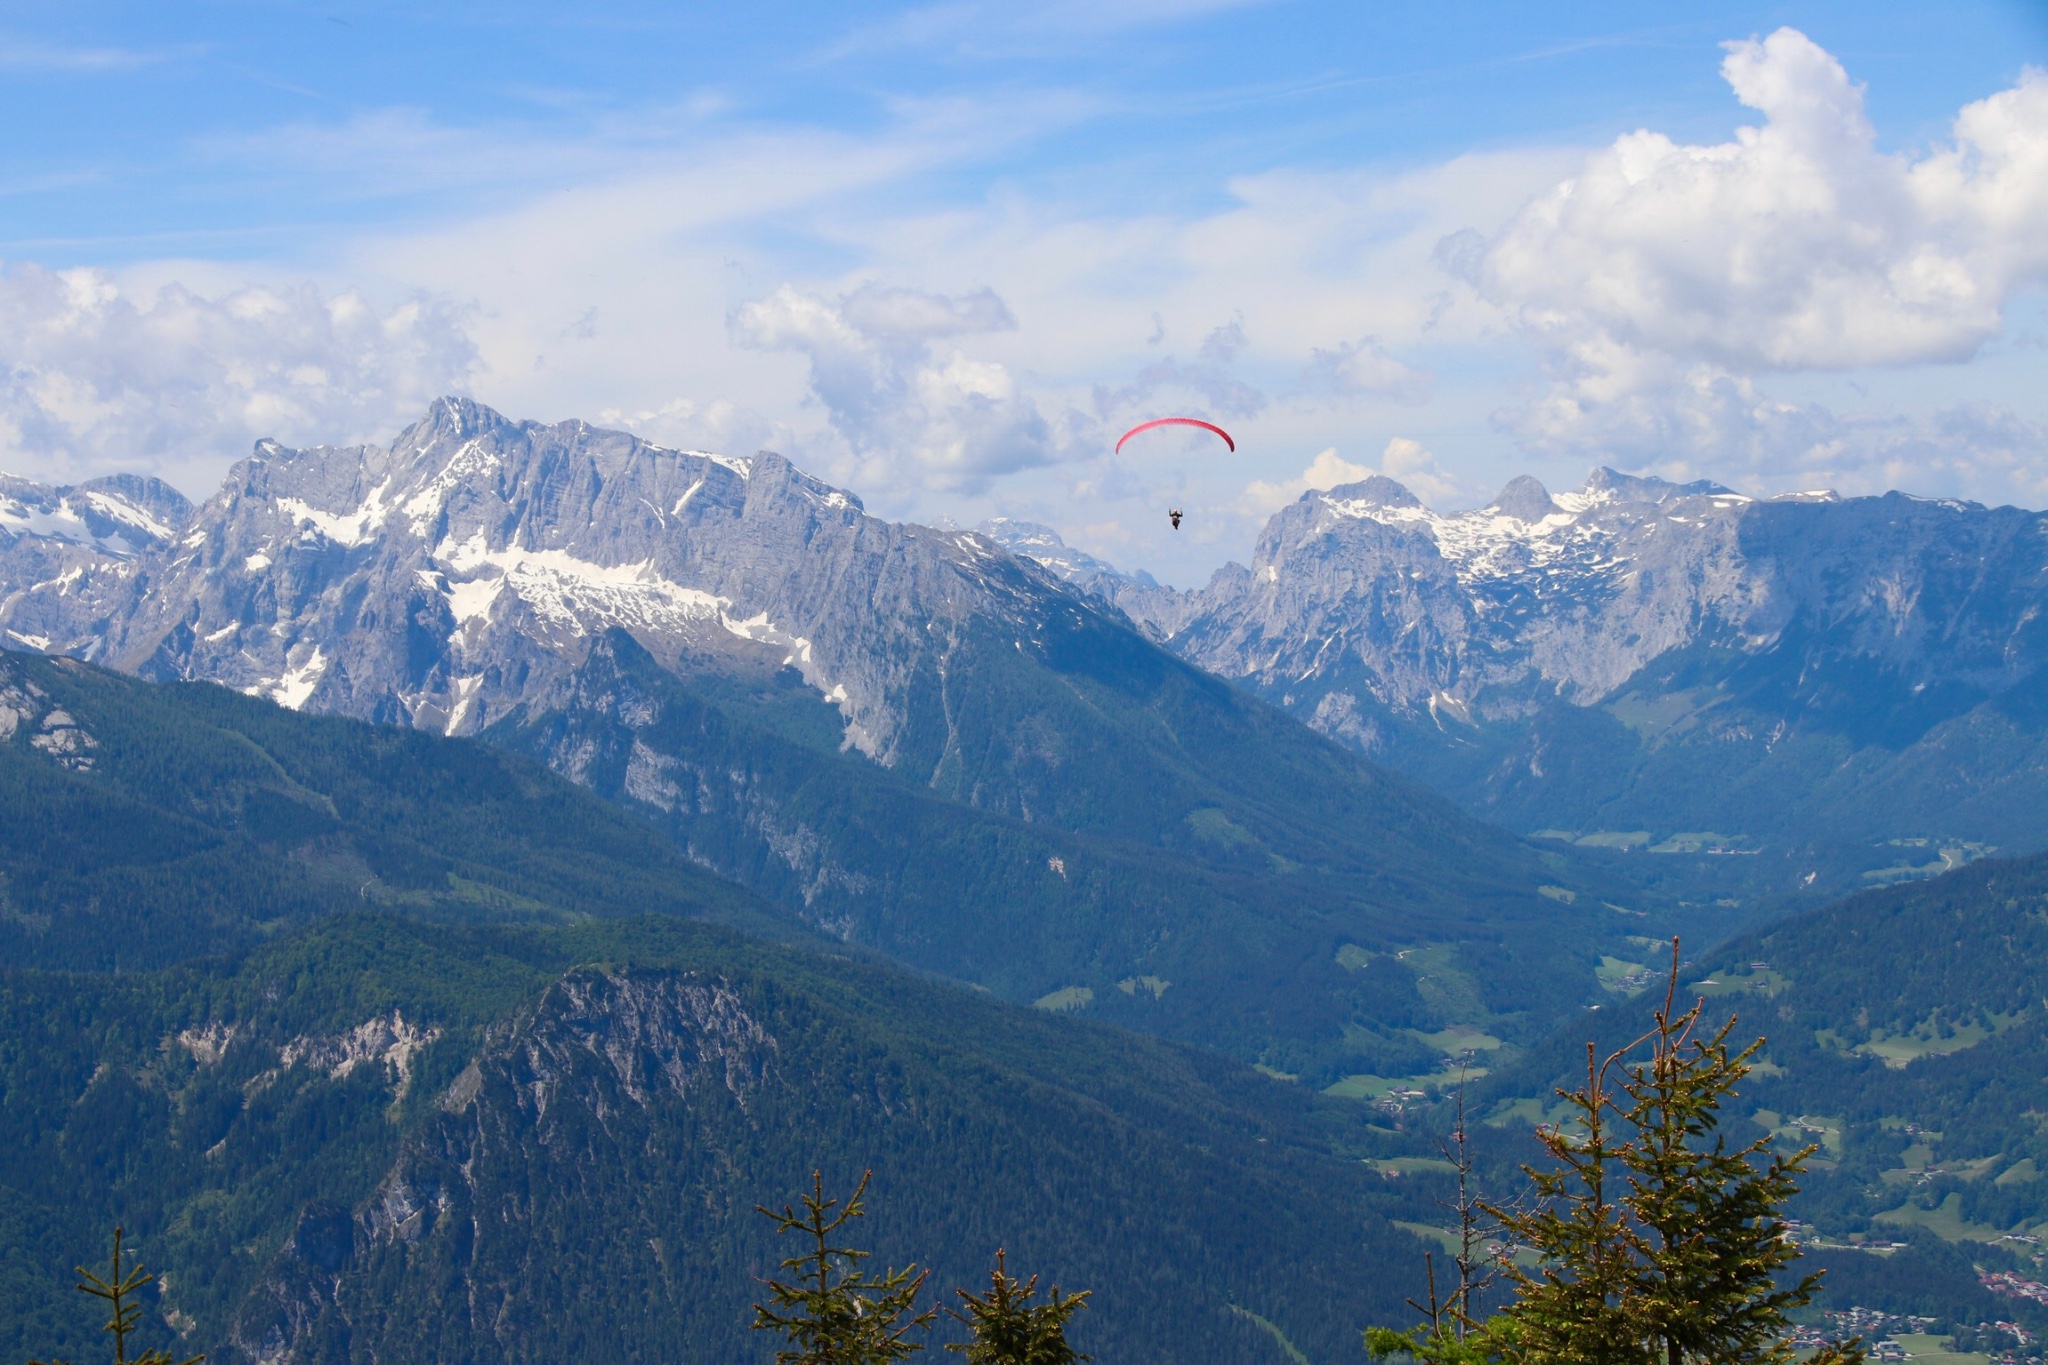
[0,0,2045,585]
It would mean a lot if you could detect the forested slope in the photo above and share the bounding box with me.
[1467,850,2048,1330]
[0,649,780,970]
[0,914,1416,1365]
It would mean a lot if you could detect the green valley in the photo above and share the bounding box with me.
[1459,849,2048,1335]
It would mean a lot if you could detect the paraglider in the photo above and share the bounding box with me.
[1115,418,1235,530]
[1114,417,1235,456]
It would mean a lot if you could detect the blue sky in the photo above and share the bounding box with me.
[1,0,2045,583]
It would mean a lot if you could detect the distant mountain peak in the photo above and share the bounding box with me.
[975,517,1151,588]
[1487,475,1560,524]
[0,471,192,557]
[1579,465,1740,506]
[1318,475,1422,513]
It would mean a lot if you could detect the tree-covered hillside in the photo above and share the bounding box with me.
[0,913,1419,1365]
[0,650,783,970]
[0,634,1673,1080]
[498,629,1666,1077]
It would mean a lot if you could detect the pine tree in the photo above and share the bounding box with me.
[946,1249,1090,1365]
[1482,941,1865,1365]
[1616,944,1862,1365]
[29,1227,203,1365]
[752,1171,936,1365]
[1366,942,1865,1365]
[1484,1041,1652,1365]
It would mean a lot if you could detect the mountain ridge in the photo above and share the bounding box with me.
[0,404,1656,1071]
[988,469,2048,884]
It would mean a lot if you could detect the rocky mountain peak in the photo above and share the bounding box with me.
[0,400,1106,781]
[1487,475,1559,524]
[0,470,192,556]
[1579,465,1737,506]
[977,518,1148,589]
[1317,475,1421,512]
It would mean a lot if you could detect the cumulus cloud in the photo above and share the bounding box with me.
[1300,335,1432,402]
[1483,29,2048,371]
[1092,319,1269,420]
[1240,436,1463,515]
[1471,28,2048,484]
[730,282,1056,492]
[0,265,477,491]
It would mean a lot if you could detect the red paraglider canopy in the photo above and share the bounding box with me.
[1114,417,1235,454]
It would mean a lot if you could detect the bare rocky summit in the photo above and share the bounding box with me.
[0,398,1067,767]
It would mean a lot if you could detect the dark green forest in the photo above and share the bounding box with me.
[0,913,1424,1365]
[0,651,784,971]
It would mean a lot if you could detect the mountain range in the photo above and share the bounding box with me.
[0,400,1687,1080]
[6,398,2048,1355]
[987,468,2048,892]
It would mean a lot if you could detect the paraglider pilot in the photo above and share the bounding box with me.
[1169,508,1183,530]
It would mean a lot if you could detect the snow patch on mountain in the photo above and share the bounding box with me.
[79,489,178,543]
[276,476,396,548]
[0,487,168,556]
[432,534,728,641]
[254,647,329,711]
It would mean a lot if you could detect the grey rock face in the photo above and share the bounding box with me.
[232,968,778,1365]
[0,398,1083,770]
[1487,475,1559,524]
[1001,473,2048,846]
[1017,470,2048,730]
[0,471,191,656]
[1148,468,1787,715]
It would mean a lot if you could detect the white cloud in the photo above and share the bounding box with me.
[1378,435,1465,506]
[0,264,476,491]
[1474,29,2048,485]
[1093,320,1269,421]
[1240,436,1462,514]
[1483,30,2048,371]
[592,397,783,459]
[1300,335,1432,402]
[731,283,1056,492]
